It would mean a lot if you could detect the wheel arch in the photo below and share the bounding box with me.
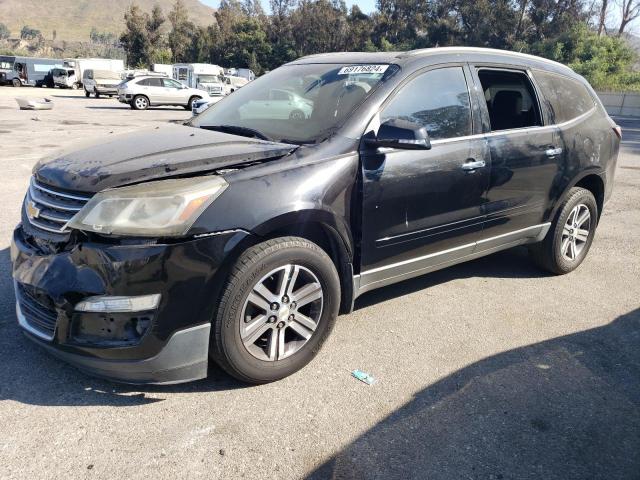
[550,170,605,223]
[209,210,356,315]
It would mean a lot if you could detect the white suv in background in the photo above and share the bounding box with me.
[117,76,209,110]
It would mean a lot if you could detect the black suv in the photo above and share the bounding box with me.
[12,48,620,384]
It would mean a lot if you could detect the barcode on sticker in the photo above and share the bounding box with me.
[338,65,389,75]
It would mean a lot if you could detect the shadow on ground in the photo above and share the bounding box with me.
[308,306,640,479]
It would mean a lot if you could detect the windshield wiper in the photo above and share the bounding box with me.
[200,124,272,142]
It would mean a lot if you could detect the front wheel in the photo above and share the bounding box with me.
[186,96,201,110]
[529,187,598,274]
[210,237,340,384]
[71,83,78,90]
[12,78,21,87]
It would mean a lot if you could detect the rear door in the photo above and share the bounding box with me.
[470,66,562,249]
[359,65,490,290]
[145,77,165,103]
[163,78,186,104]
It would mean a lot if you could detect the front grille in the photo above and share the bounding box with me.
[25,177,91,235]
[16,283,58,340]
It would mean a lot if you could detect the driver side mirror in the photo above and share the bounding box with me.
[365,118,431,150]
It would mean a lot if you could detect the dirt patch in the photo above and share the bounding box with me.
[60,120,88,125]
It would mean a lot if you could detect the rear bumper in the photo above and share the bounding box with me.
[95,86,118,94]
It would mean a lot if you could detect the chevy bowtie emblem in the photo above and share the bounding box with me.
[26,200,41,220]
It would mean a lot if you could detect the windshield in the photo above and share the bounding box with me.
[198,75,221,84]
[191,63,397,144]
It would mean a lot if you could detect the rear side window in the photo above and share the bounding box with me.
[380,66,472,140]
[533,70,595,123]
[137,78,150,86]
[147,78,163,87]
[477,69,542,131]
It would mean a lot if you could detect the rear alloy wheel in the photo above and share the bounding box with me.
[529,187,598,274]
[210,237,340,383]
[289,109,305,121]
[132,95,149,110]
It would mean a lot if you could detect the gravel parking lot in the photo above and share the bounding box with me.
[0,87,638,480]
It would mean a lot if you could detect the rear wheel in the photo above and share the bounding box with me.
[85,89,90,98]
[131,95,149,110]
[529,187,598,274]
[12,78,21,87]
[210,237,340,384]
[71,83,78,90]
[94,89,100,99]
[289,109,305,120]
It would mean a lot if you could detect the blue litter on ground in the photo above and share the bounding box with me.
[352,369,376,385]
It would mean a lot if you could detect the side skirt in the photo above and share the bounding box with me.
[353,223,551,298]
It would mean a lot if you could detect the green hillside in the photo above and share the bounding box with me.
[0,0,215,41]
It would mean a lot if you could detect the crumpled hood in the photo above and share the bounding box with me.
[34,124,297,193]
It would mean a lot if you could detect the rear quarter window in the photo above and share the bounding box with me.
[534,70,595,123]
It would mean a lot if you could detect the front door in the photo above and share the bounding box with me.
[471,67,562,249]
[359,65,490,291]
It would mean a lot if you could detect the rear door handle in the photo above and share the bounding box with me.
[461,159,486,171]
[545,147,563,157]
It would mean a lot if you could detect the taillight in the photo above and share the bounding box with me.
[613,125,622,139]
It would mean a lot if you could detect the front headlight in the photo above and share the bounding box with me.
[67,176,228,237]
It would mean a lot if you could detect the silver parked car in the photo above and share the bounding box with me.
[117,75,209,110]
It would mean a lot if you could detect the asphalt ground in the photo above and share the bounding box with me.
[0,87,638,479]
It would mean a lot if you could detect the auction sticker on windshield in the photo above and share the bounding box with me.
[338,65,389,75]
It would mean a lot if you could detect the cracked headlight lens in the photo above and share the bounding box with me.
[67,176,228,236]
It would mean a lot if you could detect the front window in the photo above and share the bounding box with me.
[191,63,398,144]
[197,75,220,84]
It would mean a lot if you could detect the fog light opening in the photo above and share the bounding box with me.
[75,294,161,313]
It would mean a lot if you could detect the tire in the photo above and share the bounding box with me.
[529,187,598,275]
[131,95,149,110]
[85,89,90,98]
[210,237,340,384]
[94,89,100,99]
[186,96,201,110]
[289,109,306,120]
[12,78,21,87]
[71,83,78,90]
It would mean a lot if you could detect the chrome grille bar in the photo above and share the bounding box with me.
[25,177,92,235]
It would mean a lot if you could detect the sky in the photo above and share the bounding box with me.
[199,0,378,14]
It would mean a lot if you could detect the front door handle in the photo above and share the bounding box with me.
[545,147,563,157]
[461,159,486,171]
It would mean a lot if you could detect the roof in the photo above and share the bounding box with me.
[290,47,576,78]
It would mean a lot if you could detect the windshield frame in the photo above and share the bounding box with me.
[190,63,400,145]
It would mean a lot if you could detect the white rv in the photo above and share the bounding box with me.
[151,64,173,77]
[173,63,227,97]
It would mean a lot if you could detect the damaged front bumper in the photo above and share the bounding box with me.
[11,226,251,384]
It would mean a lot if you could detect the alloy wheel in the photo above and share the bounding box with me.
[561,203,591,261]
[135,97,148,109]
[240,264,323,362]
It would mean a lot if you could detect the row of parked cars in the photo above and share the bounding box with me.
[0,55,253,114]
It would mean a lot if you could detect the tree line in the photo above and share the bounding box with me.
[117,0,640,90]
